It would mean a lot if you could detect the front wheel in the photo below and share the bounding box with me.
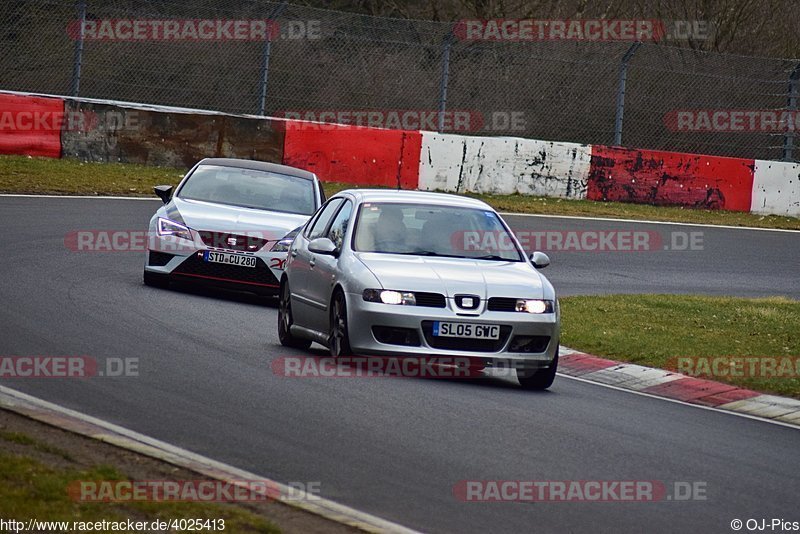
[517,349,558,390]
[329,291,353,358]
[278,281,312,350]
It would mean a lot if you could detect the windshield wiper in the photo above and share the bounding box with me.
[393,250,467,259]
[471,254,515,261]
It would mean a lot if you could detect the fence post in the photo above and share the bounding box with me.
[70,0,87,97]
[258,1,288,116]
[781,63,800,161]
[437,29,454,133]
[613,42,641,146]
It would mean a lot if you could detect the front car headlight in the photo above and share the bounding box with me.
[363,289,417,306]
[270,227,302,252]
[157,217,192,241]
[270,238,294,252]
[515,299,554,314]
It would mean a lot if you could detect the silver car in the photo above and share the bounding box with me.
[278,189,560,389]
[144,158,325,295]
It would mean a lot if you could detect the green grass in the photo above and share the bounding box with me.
[0,447,279,533]
[560,295,800,398]
[0,155,185,196]
[1,155,799,229]
[1,430,75,461]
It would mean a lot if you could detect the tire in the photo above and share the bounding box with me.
[516,349,558,390]
[143,270,169,289]
[328,291,353,358]
[278,281,312,350]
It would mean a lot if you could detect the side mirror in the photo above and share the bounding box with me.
[154,185,173,204]
[530,251,550,269]
[308,237,337,256]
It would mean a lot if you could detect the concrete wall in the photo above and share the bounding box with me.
[588,145,756,212]
[1,90,798,218]
[283,123,421,188]
[418,132,590,199]
[751,160,800,217]
[0,93,63,158]
[61,100,284,168]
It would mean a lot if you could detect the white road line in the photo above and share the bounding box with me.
[500,211,800,233]
[2,194,796,233]
[0,193,156,200]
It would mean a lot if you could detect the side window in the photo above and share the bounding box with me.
[306,198,343,239]
[327,201,353,250]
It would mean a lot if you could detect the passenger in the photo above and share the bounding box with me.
[373,206,407,252]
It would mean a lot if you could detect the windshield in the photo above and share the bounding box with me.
[353,202,523,261]
[177,164,315,215]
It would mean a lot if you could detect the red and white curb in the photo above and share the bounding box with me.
[558,346,800,426]
[0,385,421,534]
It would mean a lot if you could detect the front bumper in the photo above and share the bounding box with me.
[143,234,287,294]
[345,292,559,368]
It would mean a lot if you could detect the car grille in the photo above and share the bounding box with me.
[172,254,279,288]
[199,231,269,252]
[421,321,512,353]
[413,292,446,308]
[487,297,519,312]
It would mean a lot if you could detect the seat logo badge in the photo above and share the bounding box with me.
[227,237,237,246]
[456,295,479,309]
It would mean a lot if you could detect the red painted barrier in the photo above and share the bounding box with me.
[0,93,64,158]
[282,122,421,189]
[588,146,755,211]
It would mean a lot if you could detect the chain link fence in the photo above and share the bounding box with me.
[2,0,799,161]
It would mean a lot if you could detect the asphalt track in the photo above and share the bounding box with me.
[1,196,799,533]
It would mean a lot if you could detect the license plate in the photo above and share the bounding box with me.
[203,251,257,268]
[433,322,500,340]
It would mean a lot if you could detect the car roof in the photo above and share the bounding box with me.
[335,189,493,210]
[196,158,317,181]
